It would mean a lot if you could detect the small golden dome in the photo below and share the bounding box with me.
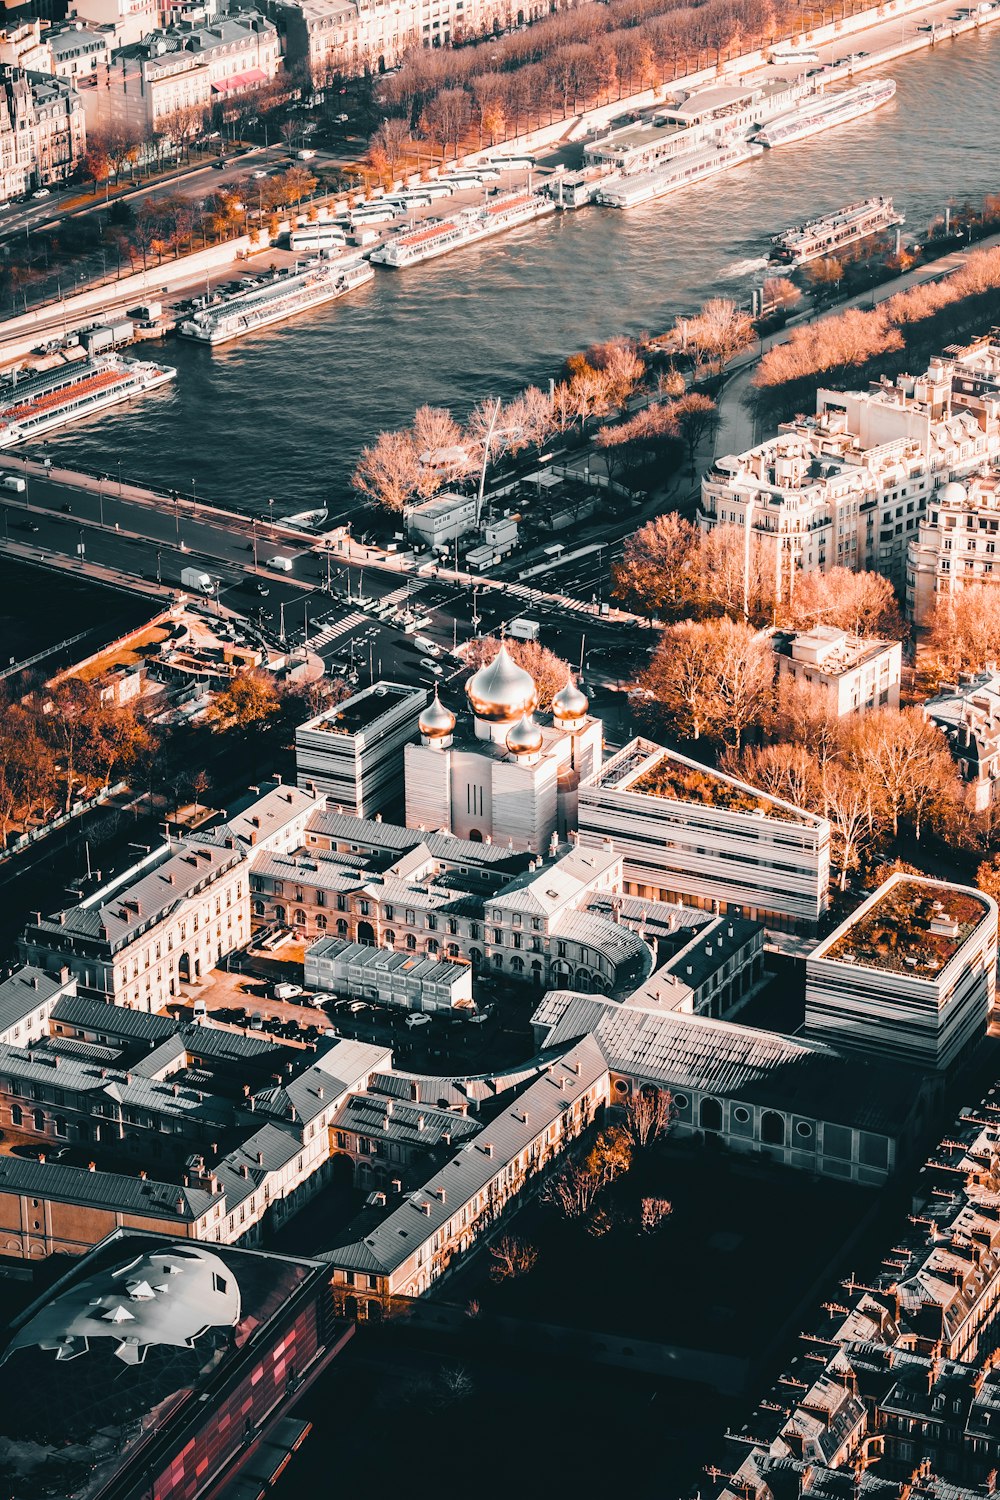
[465,644,537,723]
[552,672,588,721]
[505,713,544,756]
[418,690,456,740]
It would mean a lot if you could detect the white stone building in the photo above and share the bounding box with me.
[404,648,602,854]
[907,471,1000,626]
[805,873,998,1071]
[770,625,902,715]
[578,738,831,934]
[924,670,1000,813]
[702,372,997,601]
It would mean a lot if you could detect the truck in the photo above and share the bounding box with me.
[267,554,294,572]
[181,566,214,593]
[508,617,540,641]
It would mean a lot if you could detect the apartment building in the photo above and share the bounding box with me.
[47,23,112,81]
[67,0,160,48]
[701,369,997,600]
[0,21,52,71]
[924,669,1000,812]
[77,11,279,137]
[770,624,902,715]
[805,873,998,1071]
[305,936,474,1011]
[20,836,250,1011]
[907,469,1000,625]
[260,0,518,80]
[296,681,426,818]
[578,738,831,933]
[0,966,77,1047]
[0,63,37,199]
[28,71,86,185]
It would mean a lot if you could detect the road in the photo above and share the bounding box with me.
[0,457,649,699]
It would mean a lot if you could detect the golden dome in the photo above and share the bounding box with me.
[419,690,456,740]
[505,713,544,756]
[552,672,588,721]
[465,644,537,723]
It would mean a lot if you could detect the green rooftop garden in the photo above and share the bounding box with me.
[825,881,988,977]
[630,757,805,823]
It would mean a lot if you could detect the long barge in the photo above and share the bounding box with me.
[369,191,554,268]
[754,78,896,148]
[0,354,175,448]
[769,195,904,266]
[178,258,373,346]
[596,139,763,209]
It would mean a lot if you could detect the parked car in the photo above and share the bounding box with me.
[32,188,50,199]
[273,982,303,1000]
[211,159,226,170]
[405,1013,431,1028]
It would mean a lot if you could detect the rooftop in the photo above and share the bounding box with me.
[0,965,73,1037]
[815,875,993,978]
[298,681,424,739]
[773,626,899,676]
[596,739,821,826]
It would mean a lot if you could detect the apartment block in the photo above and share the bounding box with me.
[578,738,831,933]
[770,624,902,715]
[296,681,426,817]
[805,873,998,1070]
[924,669,1000,812]
[907,469,1000,625]
[701,369,998,600]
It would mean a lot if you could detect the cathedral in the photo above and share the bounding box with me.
[404,644,603,853]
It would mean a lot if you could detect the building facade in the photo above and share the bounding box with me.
[20,836,250,1011]
[296,681,426,817]
[578,738,831,933]
[805,873,998,1070]
[907,471,1000,625]
[771,625,902,715]
[924,669,1000,812]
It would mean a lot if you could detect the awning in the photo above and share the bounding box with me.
[211,68,268,95]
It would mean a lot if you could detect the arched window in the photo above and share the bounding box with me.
[760,1110,785,1146]
[384,930,396,947]
[492,953,503,969]
[274,905,286,923]
[336,919,349,938]
[447,943,460,958]
[11,1104,22,1127]
[252,899,265,916]
[315,914,328,930]
[427,939,439,955]
[406,935,417,951]
[294,909,306,926]
[32,1109,45,1133]
[510,956,524,973]
[700,1097,722,1132]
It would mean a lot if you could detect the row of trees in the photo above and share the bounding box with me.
[753,243,1000,390]
[614,514,904,634]
[0,680,151,847]
[374,0,854,162]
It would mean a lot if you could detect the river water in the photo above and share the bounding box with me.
[36,25,1000,520]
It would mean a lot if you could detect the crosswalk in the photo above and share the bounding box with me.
[306,610,368,651]
[505,582,595,615]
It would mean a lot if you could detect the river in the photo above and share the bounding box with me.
[33,25,1000,521]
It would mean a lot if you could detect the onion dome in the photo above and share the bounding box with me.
[552,672,588,722]
[418,690,456,740]
[505,713,544,757]
[465,644,537,723]
[938,480,968,506]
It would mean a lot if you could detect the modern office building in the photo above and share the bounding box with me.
[305,935,474,1011]
[296,680,426,817]
[770,625,902,715]
[404,647,602,853]
[578,738,831,933]
[805,873,998,1070]
[0,1233,352,1500]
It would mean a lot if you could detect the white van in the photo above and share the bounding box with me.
[192,998,208,1021]
[267,554,294,572]
[1,474,26,492]
[413,635,439,656]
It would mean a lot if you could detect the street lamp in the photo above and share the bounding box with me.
[98,473,105,528]
[156,547,162,584]
[117,457,122,496]
[252,517,259,572]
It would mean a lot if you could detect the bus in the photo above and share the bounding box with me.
[288,224,347,250]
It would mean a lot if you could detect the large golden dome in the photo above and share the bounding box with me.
[419,690,456,740]
[465,644,537,723]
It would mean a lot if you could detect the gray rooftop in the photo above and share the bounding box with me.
[0,1154,219,1221]
[0,966,73,1037]
[50,994,177,1044]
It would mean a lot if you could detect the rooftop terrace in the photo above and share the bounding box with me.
[822,879,990,977]
[303,682,420,738]
[630,754,806,824]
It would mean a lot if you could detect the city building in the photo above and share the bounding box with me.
[404,648,602,853]
[67,0,160,48]
[251,812,654,996]
[770,624,902,715]
[0,19,51,71]
[76,11,280,137]
[403,489,478,551]
[19,836,250,1010]
[924,668,1000,812]
[578,738,831,933]
[0,1233,353,1499]
[0,964,77,1047]
[296,681,426,817]
[701,370,997,600]
[305,936,474,1011]
[907,470,1000,625]
[199,778,323,857]
[28,70,87,185]
[706,1091,1000,1498]
[46,22,112,81]
[533,989,925,1186]
[0,63,37,200]
[805,873,998,1070]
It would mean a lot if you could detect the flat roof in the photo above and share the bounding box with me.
[812,875,994,978]
[593,738,823,827]
[299,681,424,738]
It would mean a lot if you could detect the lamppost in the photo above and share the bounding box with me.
[252,517,259,572]
[98,473,105,528]
[117,456,123,496]
[156,547,162,584]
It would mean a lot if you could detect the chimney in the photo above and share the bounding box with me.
[37,1152,46,1164]
[417,1113,425,1131]
[419,1200,431,1215]
[256,1151,263,1165]
[240,1163,249,1178]
[30,975,38,990]
[435,1187,446,1202]
[139,1170,147,1180]
[88,1160,96,1172]
[482,1142,494,1157]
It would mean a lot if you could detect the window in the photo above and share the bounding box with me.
[699,1097,722,1132]
[760,1111,785,1145]
[795,1120,814,1139]
[732,1106,751,1124]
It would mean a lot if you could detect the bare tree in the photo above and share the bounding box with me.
[613,512,700,619]
[927,584,1000,676]
[846,708,959,841]
[624,1087,674,1149]
[678,297,754,374]
[640,1197,673,1233]
[779,567,904,639]
[488,1235,537,1281]
[352,429,422,511]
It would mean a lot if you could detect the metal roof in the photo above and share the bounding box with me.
[51,995,177,1044]
[0,1155,219,1220]
[0,967,73,1038]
